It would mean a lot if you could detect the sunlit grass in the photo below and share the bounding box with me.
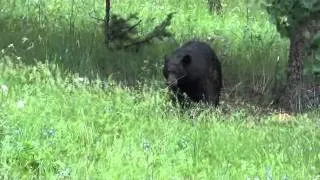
[0,0,319,179]
[1,51,319,179]
[0,0,288,88]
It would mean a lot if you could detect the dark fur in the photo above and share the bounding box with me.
[163,40,222,107]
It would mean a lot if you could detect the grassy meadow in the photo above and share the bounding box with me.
[0,0,319,179]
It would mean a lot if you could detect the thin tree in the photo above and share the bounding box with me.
[105,0,111,46]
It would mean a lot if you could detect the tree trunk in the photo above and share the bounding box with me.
[105,0,111,46]
[281,26,305,112]
[280,13,320,112]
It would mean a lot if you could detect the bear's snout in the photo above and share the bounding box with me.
[166,74,178,88]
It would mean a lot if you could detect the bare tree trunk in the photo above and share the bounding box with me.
[105,0,111,46]
[281,27,305,112]
[280,13,320,112]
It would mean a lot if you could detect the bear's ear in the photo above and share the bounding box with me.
[181,54,192,65]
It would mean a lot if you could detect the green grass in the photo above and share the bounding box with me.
[0,0,288,88]
[0,0,319,179]
[0,56,319,179]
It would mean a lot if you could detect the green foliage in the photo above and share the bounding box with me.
[303,35,320,80]
[0,0,320,178]
[207,0,223,14]
[106,12,175,51]
[0,0,290,101]
[264,0,320,37]
[1,52,320,179]
[310,32,320,50]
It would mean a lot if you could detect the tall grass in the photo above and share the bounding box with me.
[0,0,288,91]
[1,0,319,179]
[1,55,319,179]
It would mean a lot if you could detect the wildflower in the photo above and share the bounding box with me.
[265,166,273,180]
[16,56,21,60]
[43,128,56,137]
[1,84,8,95]
[75,77,89,85]
[22,37,29,44]
[57,167,71,178]
[178,137,188,150]
[8,43,14,48]
[14,128,23,136]
[77,77,84,82]
[104,106,112,113]
[142,139,152,152]
[282,175,289,180]
[47,129,56,137]
[17,99,25,109]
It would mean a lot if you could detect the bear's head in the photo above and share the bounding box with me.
[163,54,192,90]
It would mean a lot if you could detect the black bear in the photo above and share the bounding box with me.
[163,40,222,107]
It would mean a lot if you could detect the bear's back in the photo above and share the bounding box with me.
[175,40,216,63]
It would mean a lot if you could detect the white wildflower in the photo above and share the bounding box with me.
[77,77,84,82]
[8,43,14,48]
[57,167,71,178]
[75,77,89,85]
[1,84,8,95]
[22,37,29,44]
[38,35,42,42]
[17,100,25,109]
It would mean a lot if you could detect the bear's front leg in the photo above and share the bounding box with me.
[203,78,220,107]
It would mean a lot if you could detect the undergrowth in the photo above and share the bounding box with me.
[0,0,319,179]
